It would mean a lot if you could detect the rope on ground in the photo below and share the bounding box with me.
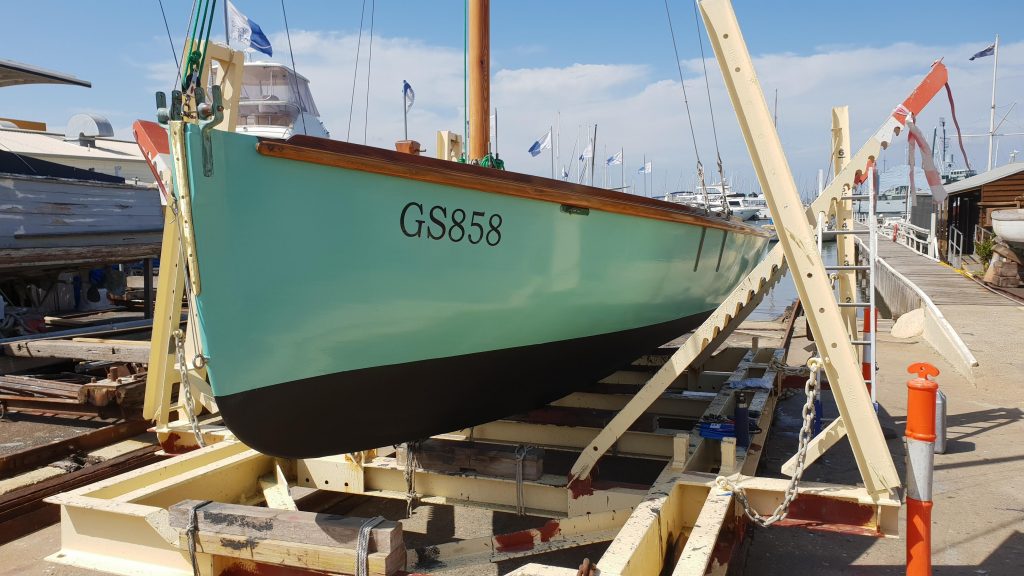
[355,515,386,576]
[514,444,532,516]
[185,500,213,576]
[768,356,812,377]
[404,441,419,517]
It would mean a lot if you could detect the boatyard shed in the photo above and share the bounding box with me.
[944,162,1024,253]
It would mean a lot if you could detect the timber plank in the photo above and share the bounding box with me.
[0,338,150,363]
[396,438,544,481]
[167,500,404,554]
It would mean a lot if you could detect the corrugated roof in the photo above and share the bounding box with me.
[945,162,1024,194]
[0,128,143,162]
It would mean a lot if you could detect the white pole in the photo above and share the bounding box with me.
[555,112,560,179]
[868,167,877,408]
[549,125,554,179]
[988,34,999,171]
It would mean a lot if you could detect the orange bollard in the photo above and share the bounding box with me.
[862,308,876,392]
[906,362,939,576]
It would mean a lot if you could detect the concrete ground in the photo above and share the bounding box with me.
[2,314,1021,574]
[744,318,1024,575]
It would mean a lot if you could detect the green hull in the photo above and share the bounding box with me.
[179,126,768,455]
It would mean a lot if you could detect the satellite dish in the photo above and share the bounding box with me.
[64,113,113,147]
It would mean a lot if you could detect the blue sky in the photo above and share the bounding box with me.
[3,1,1022,194]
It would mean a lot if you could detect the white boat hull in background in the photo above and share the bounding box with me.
[992,209,1024,244]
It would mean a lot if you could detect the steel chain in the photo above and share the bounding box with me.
[173,329,206,448]
[716,357,822,527]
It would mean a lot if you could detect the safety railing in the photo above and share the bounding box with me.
[947,225,963,269]
[974,226,995,255]
[879,217,935,259]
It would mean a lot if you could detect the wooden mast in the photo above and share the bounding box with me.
[468,0,490,161]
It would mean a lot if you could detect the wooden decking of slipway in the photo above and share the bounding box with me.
[870,237,1024,386]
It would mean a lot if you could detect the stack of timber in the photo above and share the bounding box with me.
[0,368,145,417]
[168,500,407,576]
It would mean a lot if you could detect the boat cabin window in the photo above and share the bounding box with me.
[238,65,319,127]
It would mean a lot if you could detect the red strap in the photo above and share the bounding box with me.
[943,83,972,172]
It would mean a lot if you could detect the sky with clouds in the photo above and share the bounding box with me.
[3,1,1023,198]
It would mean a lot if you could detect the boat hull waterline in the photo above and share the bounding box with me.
[176,125,769,458]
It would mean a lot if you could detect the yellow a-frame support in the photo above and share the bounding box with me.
[142,42,244,450]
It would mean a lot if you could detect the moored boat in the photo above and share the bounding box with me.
[154,3,771,458]
[168,126,769,457]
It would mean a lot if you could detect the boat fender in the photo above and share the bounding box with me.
[892,223,899,242]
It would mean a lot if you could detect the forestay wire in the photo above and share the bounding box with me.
[665,0,716,215]
[347,0,369,141]
[691,1,728,202]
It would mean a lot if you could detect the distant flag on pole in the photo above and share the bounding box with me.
[403,81,415,112]
[637,161,652,174]
[606,150,623,166]
[227,1,273,57]
[969,44,995,60]
[579,144,593,161]
[561,166,570,179]
[528,129,551,157]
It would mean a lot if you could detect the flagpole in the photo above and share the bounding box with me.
[224,2,230,44]
[550,125,554,179]
[590,124,598,187]
[621,149,625,192]
[603,145,607,188]
[643,154,646,196]
[403,88,408,140]
[555,113,560,179]
[988,34,999,171]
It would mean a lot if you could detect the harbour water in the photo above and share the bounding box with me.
[748,239,838,321]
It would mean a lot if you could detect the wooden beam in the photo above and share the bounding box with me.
[699,0,903,495]
[1,339,149,363]
[168,500,406,576]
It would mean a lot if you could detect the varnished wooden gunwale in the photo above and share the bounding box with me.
[256,136,768,237]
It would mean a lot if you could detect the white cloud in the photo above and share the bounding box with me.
[207,32,1024,196]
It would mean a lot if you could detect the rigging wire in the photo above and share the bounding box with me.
[691,1,727,192]
[158,0,181,71]
[362,0,376,145]
[347,0,368,141]
[663,0,710,212]
[174,0,200,89]
[281,0,308,135]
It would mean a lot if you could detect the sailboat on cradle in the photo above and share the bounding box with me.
[141,1,770,458]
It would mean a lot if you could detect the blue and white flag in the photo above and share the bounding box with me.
[403,81,415,112]
[561,166,570,179]
[969,44,995,61]
[528,129,551,157]
[606,150,622,166]
[227,1,273,57]
[579,143,593,161]
[637,161,652,174]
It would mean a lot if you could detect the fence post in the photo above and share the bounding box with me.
[929,213,937,259]
[906,362,939,576]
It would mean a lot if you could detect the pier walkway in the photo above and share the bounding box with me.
[867,236,1024,386]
